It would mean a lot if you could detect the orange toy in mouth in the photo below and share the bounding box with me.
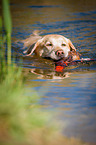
[55,51,80,72]
[55,61,68,72]
[55,51,96,72]
[55,66,65,72]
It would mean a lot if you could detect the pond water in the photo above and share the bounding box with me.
[11,0,96,144]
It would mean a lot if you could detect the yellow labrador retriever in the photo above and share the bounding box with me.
[22,30,76,60]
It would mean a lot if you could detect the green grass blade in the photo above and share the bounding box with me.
[2,0,12,65]
[2,0,12,34]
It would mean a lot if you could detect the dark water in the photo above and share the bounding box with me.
[11,0,96,143]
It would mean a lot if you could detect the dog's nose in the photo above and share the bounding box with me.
[55,50,64,57]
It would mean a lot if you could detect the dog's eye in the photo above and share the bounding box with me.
[62,43,66,46]
[46,43,52,46]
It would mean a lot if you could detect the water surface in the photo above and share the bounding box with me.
[11,0,96,144]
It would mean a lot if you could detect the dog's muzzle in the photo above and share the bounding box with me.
[55,50,64,58]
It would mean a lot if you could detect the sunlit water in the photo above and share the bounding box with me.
[11,0,96,143]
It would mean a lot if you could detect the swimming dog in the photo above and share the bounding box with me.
[22,30,79,60]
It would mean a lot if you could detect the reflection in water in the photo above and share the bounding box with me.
[11,0,96,143]
[30,68,70,79]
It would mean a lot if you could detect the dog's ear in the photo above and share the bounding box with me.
[21,31,43,55]
[68,39,76,51]
[25,38,43,56]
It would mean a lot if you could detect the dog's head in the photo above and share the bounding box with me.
[23,33,76,60]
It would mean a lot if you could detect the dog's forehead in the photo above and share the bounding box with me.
[42,34,68,43]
